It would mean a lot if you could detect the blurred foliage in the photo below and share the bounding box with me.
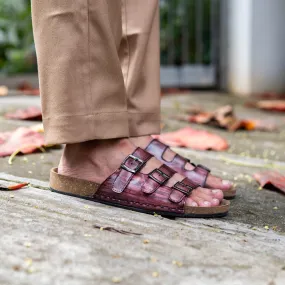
[0,0,216,74]
[0,0,36,74]
[160,0,214,65]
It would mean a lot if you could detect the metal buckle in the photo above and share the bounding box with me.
[148,169,170,185]
[173,181,194,196]
[121,154,145,174]
[197,164,211,172]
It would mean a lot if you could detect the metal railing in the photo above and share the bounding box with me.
[160,0,220,87]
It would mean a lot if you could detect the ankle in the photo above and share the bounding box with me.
[129,135,153,149]
[58,138,136,183]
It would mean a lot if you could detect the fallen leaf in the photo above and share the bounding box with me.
[0,85,8,96]
[161,88,190,96]
[17,82,40,96]
[5,106,42,121]
[0,182,29,191]
[93,225,142,236]
[153,127,229,151]
[254,92,285,100]
[0,127,46,158]
[253,171,285,194]
[246,100,285,112]
[175,105,278,131]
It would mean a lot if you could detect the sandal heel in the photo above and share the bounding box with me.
[50,168,100,199]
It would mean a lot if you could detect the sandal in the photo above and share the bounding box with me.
[50,147,230,218]
[145,140,236,199]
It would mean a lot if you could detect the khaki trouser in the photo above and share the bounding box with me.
[31,0,160,145]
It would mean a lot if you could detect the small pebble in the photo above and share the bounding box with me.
[152,272,159,278]
[172,260,183,267]
[112,277,122,283]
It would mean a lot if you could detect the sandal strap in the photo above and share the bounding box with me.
[112,148,152,193]
[95,148,201,215]
[146,139,211,187]
[192,164,211,187]
[142,164,175,194]
[145,139,168,159]
[169,178,198,203]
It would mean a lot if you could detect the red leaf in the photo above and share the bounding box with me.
[5,106,42,121]
[17,82,40,96]
[253,171,285,194]
[247,100,285,112]
[0,127,45,157]
[0,182,29,191]
[153,127,229,151]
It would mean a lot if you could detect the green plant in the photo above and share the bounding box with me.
[160,0,214,65]
[0,0,36,73]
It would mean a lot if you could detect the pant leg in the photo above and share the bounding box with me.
[32,0,160,145]
[120,0,161,136]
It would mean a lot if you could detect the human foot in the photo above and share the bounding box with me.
[58,138,224,207]
[129,136,235,198]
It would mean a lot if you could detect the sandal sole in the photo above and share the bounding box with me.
[222,188,236,200]
[50,168,230,218]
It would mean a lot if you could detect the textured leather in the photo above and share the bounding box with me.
[94,147,199,214]
[146,139,210,187]
[142,164,175,194]
[113,149,152,193]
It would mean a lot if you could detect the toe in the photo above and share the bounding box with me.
[192,187,223,202]
[191,195,212,207]
[205,174,233,190]
[186,198,198,207]
[190,187,222,207]
[211,189,224,201]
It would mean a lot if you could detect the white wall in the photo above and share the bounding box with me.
[222,0,285,96]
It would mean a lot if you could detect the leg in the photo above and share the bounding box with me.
[32,0,224,209]
[118,1,233,194]
[32,0,158,144]
[119,0,161,136]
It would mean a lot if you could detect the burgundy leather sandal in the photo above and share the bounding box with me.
[145,139,236,199]
[50,147,230,218]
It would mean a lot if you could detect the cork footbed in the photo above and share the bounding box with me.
[50,168,230,218]
[223,188,236,199]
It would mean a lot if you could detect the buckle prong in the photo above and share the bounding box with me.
[121,154,145,174]
[173,181,194,196]
[148,169,170,185]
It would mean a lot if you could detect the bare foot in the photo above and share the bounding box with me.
[130,135,233,191]
[58,138,224,207]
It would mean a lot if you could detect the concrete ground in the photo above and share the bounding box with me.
[0,92,285,285]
